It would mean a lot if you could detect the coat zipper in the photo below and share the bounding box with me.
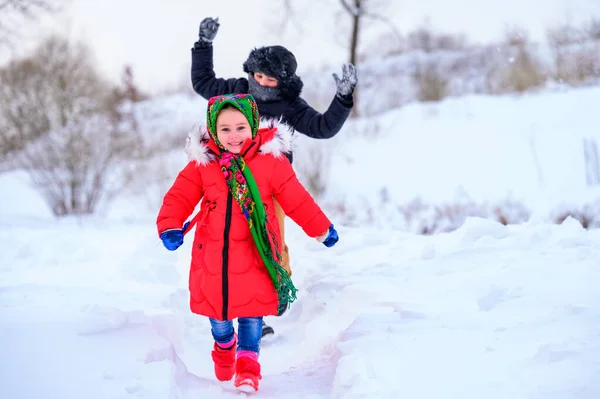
[221,191,233,320]
[221,149,252,320]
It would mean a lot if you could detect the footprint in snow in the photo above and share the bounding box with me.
[476,286,524,312]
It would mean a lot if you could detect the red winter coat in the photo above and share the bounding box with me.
[156,121,331,321]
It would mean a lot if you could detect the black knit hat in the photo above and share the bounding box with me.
[243,45,303,100]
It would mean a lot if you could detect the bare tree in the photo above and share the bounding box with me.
[272,0,400,65]
[105,64,149,140]
[0,58,52,157]
[339,0,361,66]
[336,0,402,65]
[0,35,138,216]
[273,0,400,118]
[0,0,64,48]
[0,35,102,156]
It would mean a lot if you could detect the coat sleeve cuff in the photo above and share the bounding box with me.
[193,40,212,50]
[335,92,354,107]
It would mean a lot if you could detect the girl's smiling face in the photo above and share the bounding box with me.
[216,107,253,153]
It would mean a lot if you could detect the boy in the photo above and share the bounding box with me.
[190,17,357,336]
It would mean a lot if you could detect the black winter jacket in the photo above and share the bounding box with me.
[191,45,353,163]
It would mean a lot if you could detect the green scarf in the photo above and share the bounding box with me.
[207,94,297,308]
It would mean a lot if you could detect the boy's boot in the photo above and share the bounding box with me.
[234,352,262,392]
[261,320,274,337]
[211,334,237,381]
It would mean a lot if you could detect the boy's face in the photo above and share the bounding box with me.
[216,108,253,154]
[253,72,278,87]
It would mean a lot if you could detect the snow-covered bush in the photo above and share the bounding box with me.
[485,32,548,94]
[550,201,600,229]
[301,21,600,118]
[19,113,136,216]
[292,135,332,200]
[0,36,142,216]
[394,197,532,235]
[547,23,600,85]
[323,191,600,234]
[321,193,533,235]
[411,58,450,102]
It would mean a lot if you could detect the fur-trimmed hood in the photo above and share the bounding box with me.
[185,118,295,165]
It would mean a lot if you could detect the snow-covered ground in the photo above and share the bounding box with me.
[321,84,600,207]
[2,83,600,397]
[1,214,599,398]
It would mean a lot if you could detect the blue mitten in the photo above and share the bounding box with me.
[321,224,339,248]
[160,221,190,251]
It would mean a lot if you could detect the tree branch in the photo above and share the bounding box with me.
[0,0,57,14]
[269,0,303,36]
[0,0,62,48]
[362,11,403,45]
[339,0,359,16]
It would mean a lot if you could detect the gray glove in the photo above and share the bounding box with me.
[198,17,220,44]
[332,63,358,97]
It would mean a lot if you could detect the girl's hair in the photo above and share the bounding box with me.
[219,103,237,111]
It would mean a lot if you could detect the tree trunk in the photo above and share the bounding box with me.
[349,0,360,65]
[349,0,360,117]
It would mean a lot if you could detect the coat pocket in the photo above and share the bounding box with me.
[191,227,208,271]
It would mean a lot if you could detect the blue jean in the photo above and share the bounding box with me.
[209,317,263,353]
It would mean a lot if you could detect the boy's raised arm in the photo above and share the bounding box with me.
[286,95,353,139]
[191,17,247,99]
[285,63,358,139]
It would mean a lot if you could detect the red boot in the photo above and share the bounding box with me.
[234,355,262,392]
[211,335,237,381]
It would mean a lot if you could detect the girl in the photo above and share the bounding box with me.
[156,94,338,392]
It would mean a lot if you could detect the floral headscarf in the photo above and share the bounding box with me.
[206,93,259,149]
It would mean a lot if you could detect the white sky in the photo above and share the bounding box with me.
[3,0,600,94]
